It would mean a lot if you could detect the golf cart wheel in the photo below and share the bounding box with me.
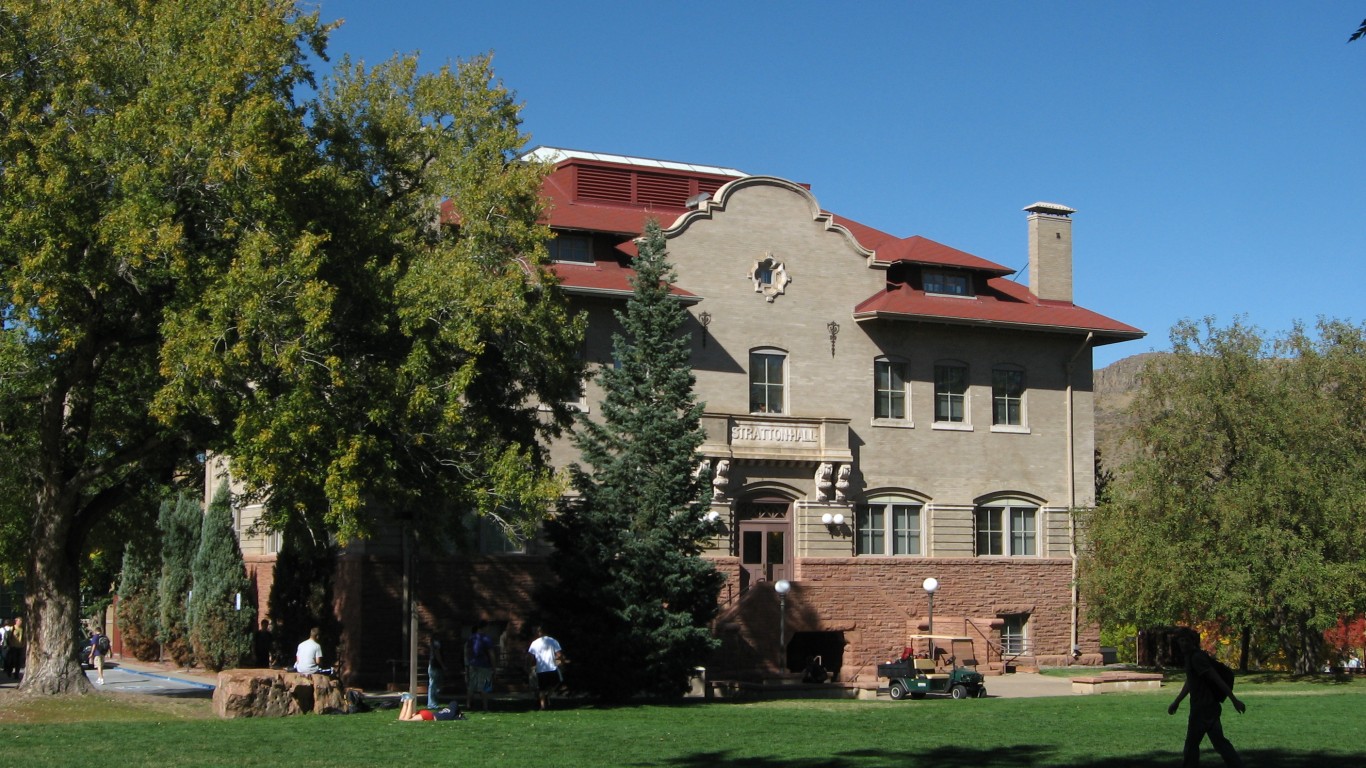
[889,681,908,700]
[951,684,968,699]
[975,686,988,698]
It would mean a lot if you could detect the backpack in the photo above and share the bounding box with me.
[97,634,111,654]
[1210,656,1235,702]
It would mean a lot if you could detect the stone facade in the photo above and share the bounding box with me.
[213,149,1140,687]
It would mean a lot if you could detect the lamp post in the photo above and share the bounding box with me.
[775,579,792,672]
[922,577,939,635]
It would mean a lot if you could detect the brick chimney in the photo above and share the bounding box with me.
[1025,202,1075,303]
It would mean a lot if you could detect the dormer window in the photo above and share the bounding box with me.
[923,270,973,297]
[548,233,594,264]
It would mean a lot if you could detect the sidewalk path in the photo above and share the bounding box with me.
[85,660,216,698]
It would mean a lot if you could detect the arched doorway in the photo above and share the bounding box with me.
[736,497,792,592]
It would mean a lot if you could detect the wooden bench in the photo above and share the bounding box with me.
[1070,671,1164,695]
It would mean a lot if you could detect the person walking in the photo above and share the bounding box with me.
[426,634,446,710]
[0,618,11,679]
[1168,628,1246,767]
[526,625,563,711]
[465,621,496,712]
[89,627,109,685]
[5,617,23,680]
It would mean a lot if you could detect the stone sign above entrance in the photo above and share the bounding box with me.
[701,413,852,464]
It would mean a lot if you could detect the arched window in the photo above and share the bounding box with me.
[749,347,787,414]
[974,497,1038,556]
[856,495,923,556]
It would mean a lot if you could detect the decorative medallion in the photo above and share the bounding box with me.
[749,253,791,302]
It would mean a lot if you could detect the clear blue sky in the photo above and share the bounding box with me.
[312,1,1365,369]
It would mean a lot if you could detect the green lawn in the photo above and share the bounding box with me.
[2,676,1363,767]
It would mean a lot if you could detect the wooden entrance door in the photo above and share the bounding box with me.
[737,499,792,592]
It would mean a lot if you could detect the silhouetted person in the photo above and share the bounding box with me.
[1168,628,1245,766]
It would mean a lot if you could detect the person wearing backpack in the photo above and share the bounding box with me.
[1168,628,1245,766]
[89,627,109,685]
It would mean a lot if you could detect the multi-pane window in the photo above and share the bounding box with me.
[547,233,593,263]
[934,364,967,423]
[992,368,1025,426]
[749,351,785,414]
[857,500,922,556]
[975,502,1037,556]
[1001,614,1029,655]
[923,270,972,296]
[874,359,908,420]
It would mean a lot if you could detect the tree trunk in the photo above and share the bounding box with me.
[21,487,92,695]
[1239,626,1251,672]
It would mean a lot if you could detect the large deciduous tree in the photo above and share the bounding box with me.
[0,0,323,695]
[540,220,723,701]
[1,0,581,694]
[1081,317,1366,674]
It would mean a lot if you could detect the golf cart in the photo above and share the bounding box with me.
[877,634,987,700]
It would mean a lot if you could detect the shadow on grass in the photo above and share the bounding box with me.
[642,746,1366,767]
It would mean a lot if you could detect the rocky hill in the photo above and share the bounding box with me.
[1093,352,1165,474]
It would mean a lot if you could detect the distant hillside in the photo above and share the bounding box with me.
[1093,352,1165,475]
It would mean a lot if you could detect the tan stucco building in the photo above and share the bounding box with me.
[217,147,1142,687]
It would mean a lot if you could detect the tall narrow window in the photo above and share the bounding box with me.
[856,504,885,555]
[992,367,1025,426]
[890,504,921,555]
[749,350,786,414]
[934,364,967,423]
[874,359,908,420]
[1010,507,1037,556]
[974,508,1003,555]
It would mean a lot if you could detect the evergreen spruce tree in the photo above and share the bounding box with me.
[157,494,200,666]
[116,528,163,662]
[188,486,253,671]
[541,219,723,700]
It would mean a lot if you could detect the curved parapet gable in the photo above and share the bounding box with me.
[664,175,877,262]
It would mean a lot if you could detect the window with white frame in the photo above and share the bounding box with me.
[975,500,1038,556]
[934,363,968,423]
[547,233,593,263]
[749,349,786,414]
[874,358,908,421]
[856,498,922,556]
[992,367,1025,426]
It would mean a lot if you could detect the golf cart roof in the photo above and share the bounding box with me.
[906,635,974,642]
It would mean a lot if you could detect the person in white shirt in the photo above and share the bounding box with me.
[295,627,324,675]
[526,626,563,710]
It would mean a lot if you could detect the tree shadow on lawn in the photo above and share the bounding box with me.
[642,745,1366,767]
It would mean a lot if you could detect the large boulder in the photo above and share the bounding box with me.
[214,669,341,718]
[309,672,347,714]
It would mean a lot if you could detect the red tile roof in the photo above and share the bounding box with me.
[550,259,698,303]
[853,278,1143,343]
[462,150,1141,341]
